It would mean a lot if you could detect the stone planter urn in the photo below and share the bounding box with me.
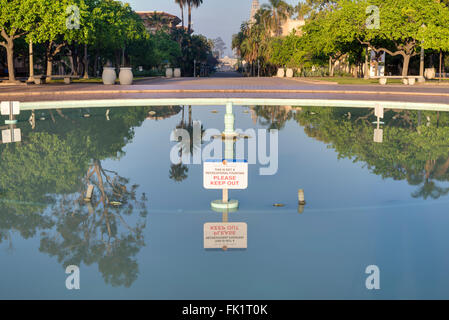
[408,77,416,86]
[425,67,436,79]
[166,68,173,78]
[119,67,133,85]
[286,68,294,78]
[174,68,181,78]
[277,68,285,78]
[102,67,116,85]
[379,77,387,85]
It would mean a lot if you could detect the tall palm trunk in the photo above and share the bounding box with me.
[188,2,192,33]
[180,4,184,27]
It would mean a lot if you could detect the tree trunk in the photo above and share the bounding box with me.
[181,5,184,28]
[364,47,369,79]
[69,53,75,75]
[83,44,89,79]
[6,41,15,82]
[402,54,411,77]
[46,58,53,80]
[419,47,424,78]
[93,53,99,77]
[329,58,336,77]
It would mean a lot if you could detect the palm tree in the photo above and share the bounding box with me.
[149,11,171,32]
[186,0,203,34]
[293,2,312,20]
[261,0,290,36]
[175,0,186,28]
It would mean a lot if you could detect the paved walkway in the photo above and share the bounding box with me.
[1,74,449,105]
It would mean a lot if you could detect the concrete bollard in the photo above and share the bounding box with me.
[298,189,306,205]
[84,184,94,202]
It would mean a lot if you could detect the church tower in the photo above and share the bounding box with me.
[250,0,260,23]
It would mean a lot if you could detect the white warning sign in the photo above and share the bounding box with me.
[203,159,248,189]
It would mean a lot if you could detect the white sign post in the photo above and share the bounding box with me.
[1,101,20,116]
[1,101,20,125]
[203,159,248,190]
[374,104,384,119]
[204,222,247,249]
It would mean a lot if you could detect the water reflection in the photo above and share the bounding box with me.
[1,103,449,295]
[0,106,180,287]
[39,159,148,287]
[253,106,449,200]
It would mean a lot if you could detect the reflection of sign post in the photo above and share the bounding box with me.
[373,128,383,143]
[1,128,21,143]
[373,105,384,144]
[204,222,247,249]
[204,159,248,190]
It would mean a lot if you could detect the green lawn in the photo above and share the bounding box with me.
[303,76,402,85]
[302,76,449,85]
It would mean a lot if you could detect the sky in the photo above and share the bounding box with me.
[124,0,300,57]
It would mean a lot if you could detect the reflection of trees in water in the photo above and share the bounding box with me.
[295,107,449,199]
[169,106,205,183]
[252,106,295,130]
[40,160,148,288]
[0,106,184,286]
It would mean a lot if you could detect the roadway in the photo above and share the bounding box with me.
[1,73,449,106]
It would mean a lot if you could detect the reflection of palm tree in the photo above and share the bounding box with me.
[412,180,449,199]
[169,163,189,182]
[411,157,449,199]
[169,106,205,182]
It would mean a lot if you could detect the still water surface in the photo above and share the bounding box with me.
[1,105,449,299]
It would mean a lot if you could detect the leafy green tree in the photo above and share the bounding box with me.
[269,32,308,69]
[28,0,90,79]
[332,0,449,76]
[0,0,41,82]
